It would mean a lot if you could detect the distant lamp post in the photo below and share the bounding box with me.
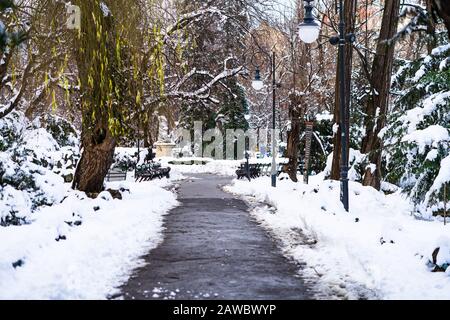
[299,0,354,212]
[252,52,278,188]
[298,0,320,44]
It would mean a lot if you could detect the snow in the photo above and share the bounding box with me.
[402,125,449,154]
[0,177,179,299]
[431,44,450,56]
[324,149,366,182]
[225,176,450,300]
[403,92,450,133]
[424,155,450,207]
[366,163,377,174]
[426,149,439,162]
[413,65,426,82]
[0,113,181,299]
[160,157,288,176]
[439,57,449,71]
[166,160,240,176]
[332,123,339,136]
[316,111,333,122]
[100,2,111,17]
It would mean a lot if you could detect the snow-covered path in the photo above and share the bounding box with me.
[120,174,314,300]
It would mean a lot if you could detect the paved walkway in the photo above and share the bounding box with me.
[120,174,312,300]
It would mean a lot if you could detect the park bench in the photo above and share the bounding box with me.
[235,161,305,180]
[135,162,171,182]
[105,167,128,182]
[168,159,210,165]
[236,163,285,180]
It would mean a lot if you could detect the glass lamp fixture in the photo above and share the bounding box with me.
[252,67,264,91]
[298,0,320,44]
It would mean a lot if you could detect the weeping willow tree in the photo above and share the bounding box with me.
[72,0,243,192]
[72,0,171,193]
[72,0,149,193]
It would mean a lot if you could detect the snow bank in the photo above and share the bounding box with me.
[226,177,450,299]
[0,178,179,299]
[0,114,181,299]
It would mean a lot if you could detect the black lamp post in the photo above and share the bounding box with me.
[299,0,352,212]
[252,52,278,188]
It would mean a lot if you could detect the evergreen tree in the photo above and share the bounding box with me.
[384,44,450,216]
[218,80,250,133]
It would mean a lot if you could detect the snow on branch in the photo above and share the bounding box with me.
[163,7,228,45]
[148,57,244,105]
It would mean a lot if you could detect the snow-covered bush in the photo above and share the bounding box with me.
[0,112,80,225]
[38,114,78,147]
[0,111,24,152]
[384,44,450,216]
[113,147,151,171]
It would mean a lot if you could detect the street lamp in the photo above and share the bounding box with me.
[252,67,264,91]
[252,51,278,188]
[299,0,353,212]
[298,0,320,44]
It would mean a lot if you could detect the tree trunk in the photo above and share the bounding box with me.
[426,0,437,54]
[361,0,400,190]
[330,0,356,180]
[433,0,450,37]
[72,0,121,193]
[72,130,116,193]
[285,95,303,182]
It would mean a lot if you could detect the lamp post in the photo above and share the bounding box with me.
[244,114,252,182]
[299,0,352,212]
[252,51,278,188]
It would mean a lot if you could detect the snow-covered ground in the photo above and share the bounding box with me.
[0,113,185,299]
[0,174,181,299]
[225,174,450,300]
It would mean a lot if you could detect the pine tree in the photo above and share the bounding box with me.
[384,44,450,216]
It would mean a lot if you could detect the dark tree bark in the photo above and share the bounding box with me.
[426,0,437,54]
[361,0,400,190]
[433,0,450,37]
[285,93,304,182]
[73,130,117,194]
[330,0,356,180]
